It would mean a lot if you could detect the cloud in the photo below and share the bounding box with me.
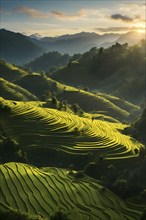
[94,26,145,33]
[111,14,133,22]
[14,6,87,20]
[14,6,49,18]
[51,9,87,20]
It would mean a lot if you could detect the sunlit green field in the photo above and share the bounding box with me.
[0,162,142,220]
[0,97,143,160]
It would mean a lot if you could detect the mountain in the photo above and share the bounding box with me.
[1,29,144,66]
[29,31,121,55]
[51,42,145,105]
[0,29,43,65]
[29,31,144,55]
[25,51,70,72]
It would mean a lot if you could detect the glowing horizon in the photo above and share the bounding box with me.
[1,0,145,37]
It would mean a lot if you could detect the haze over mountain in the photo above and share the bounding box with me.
[29,30,144,55]
[0,29,144,66]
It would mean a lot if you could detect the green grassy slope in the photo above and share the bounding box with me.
[0,78,38,101]
[14,73,140,121]
[0,60,27,82]
[0,162,142,220]
[0,98,143,161]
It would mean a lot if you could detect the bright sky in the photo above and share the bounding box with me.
[0,0,145,37]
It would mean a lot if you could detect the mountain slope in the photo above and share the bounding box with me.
[0,60,27,82]
[51,42,145,104]
[14,73,140,121]
[0,98,143,165]
[0,162,142,220]
[0,78,38,101]
[0,29,43,65]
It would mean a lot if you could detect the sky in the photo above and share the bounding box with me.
[0,0,145,37]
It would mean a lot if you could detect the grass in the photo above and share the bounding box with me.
[0,97,144,160]
[0,162,142,220]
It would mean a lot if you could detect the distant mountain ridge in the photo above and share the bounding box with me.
[29,31,144,53]
[0,29,144,65]
[29,31,121,55]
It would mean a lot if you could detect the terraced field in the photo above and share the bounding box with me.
[0,162,142,220]
[0,98,143,160]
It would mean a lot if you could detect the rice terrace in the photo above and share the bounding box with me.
[0,0,146,220]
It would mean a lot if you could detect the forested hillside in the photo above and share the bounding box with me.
[51,41,145,104]
[25,51,70,72]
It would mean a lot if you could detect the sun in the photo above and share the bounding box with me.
[137,29,145,33]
